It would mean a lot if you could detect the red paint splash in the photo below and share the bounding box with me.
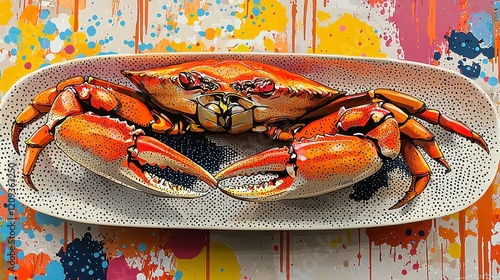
[166,230,209,259]
[365,220,432,249]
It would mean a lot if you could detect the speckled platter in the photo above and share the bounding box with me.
[1,53,499,230]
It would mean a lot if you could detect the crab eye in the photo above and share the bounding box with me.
[178,71,200,90]
[252,78,275,96]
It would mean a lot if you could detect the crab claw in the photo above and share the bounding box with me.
[52,113,216,198]
[216,135,385,201]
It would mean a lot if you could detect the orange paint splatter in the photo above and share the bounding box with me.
[368,0,385,7]
[19,5,39,25]
[366,220,432,249]
[21,207,42,232]
[459,211,466,280]
[16,252,51,280]
[437,225,458,243]
[427,0,436,45]
[303,0,308,41]
[291,0,297,53]
[311,0,317,53]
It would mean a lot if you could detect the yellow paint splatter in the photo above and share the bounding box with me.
[311,13,386,57]
[228,43,253,52]
[233,0,288,39]
[317,11,331,23]
[0,7,101,94]
[175,242,241,279]
[0,0,13,25]
[210,242,242,279]
[329,234,343,249]
[147,38,214,53]
[448,243,461,259]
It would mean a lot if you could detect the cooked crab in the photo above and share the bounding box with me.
[12,60,488,208]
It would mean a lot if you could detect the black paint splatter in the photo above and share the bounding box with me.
[57,232,107,280]
[143,133,233,188]
[350,158,408,201]
[444,30,494,59]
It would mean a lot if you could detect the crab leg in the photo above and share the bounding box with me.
[12,76,174,154]
[300,89,488,154]
[389,139,431,209]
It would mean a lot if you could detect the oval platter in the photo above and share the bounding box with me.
[0,53,499,230]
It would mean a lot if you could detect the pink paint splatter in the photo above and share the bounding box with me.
[107,256,141,279]
[65,45,75,54]
[339,25,346,32]
[24,62,31,69]
[402,269,408,275]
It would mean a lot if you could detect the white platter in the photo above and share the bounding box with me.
[1,53,499,229]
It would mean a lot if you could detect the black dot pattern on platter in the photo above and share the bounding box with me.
[0,53,498,230]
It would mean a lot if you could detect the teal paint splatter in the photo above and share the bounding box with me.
[43,21,57,34]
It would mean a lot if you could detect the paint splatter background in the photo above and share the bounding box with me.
[1,0,500,279]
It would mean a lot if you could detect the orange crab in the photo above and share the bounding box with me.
[11,60,489,209]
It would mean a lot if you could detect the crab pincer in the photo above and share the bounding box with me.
[26,113,217,198]
[216,134,388,201]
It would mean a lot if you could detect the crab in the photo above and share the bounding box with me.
[11,60,489,209]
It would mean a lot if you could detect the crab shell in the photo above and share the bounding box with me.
[122,60,344,133]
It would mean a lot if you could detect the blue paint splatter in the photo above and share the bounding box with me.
[433,51,441,61]
[33,261,65,280]
[45,234,54,242]
[38,37,50,49]
[4,27,21,44]
[138,42,153,51]
[445,30,494,59]
[35,212,64,227]
[57,233,107,280]
[174,270,184,280]
[43,21,57,34]
[252,6,260,16]
[59,29,72,40]
[40,9,50,20]
[138,243,146,252]
[458,61,481,79]
[488,76,498,86]
[197,8,205,16]
[226,25,234,32]
[123,40,135,48]
[87,26,96,36]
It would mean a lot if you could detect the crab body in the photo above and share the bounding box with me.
[12,59,489,209]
